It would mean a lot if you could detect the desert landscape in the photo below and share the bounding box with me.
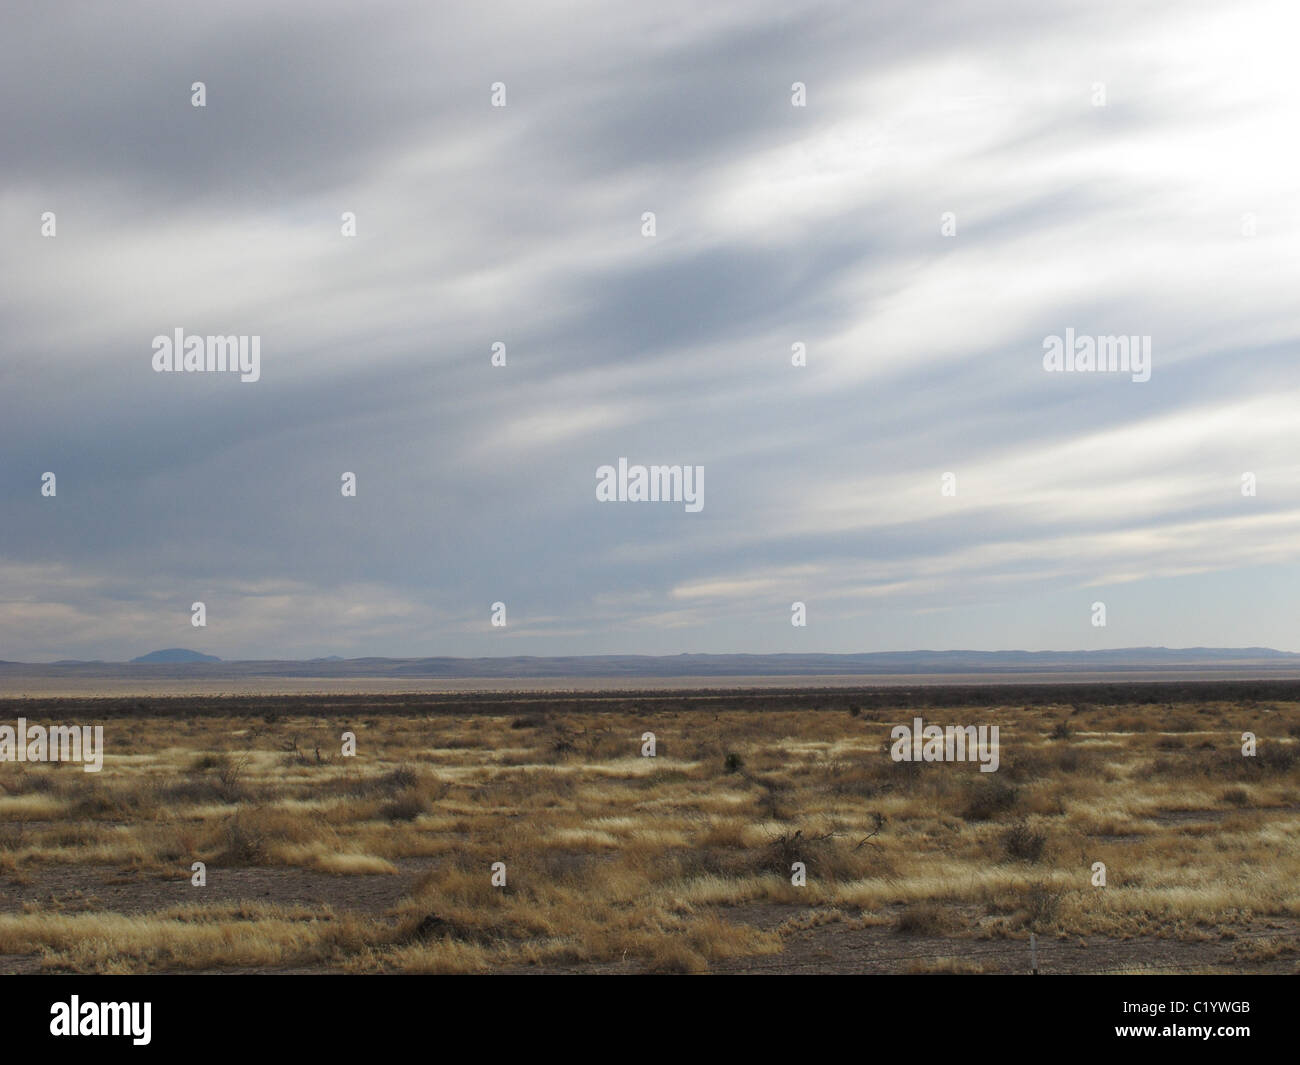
[2,683,1297,975]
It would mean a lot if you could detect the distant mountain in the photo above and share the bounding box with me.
[3,647,1297,680]
[130,648,222,664]
[288,647,1299,677]
[104,646,1300,676]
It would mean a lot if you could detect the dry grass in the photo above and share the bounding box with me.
[1,695,1298,971]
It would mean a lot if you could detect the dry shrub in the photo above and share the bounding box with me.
[1022,881,1061,930]
[207,807,324,865]
[1002,753,1052,783]
[1001,819,1047,862]
[1057,748,1082,772]
[961,779,1019,821]
[382,788,429,822]
[896,901,953,935]
[1256,744,1297,773]
[215,816,266,864]
[822,761,885,798]
[647,940,708,973]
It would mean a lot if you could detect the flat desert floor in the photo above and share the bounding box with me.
[1,686,1298,974]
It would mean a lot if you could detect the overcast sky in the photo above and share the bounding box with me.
[3,0,1299,662]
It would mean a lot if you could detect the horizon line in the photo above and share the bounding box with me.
[10,644,1300,666]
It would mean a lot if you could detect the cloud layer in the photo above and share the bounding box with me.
[3,0,1299,660]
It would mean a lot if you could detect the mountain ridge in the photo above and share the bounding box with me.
[4,646,1296,678]
[129,649,222,664]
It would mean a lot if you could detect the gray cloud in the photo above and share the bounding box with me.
[3,0,1299,661]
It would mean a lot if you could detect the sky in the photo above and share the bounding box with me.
[2,0,1299,662]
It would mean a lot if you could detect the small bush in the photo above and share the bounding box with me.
[218,753,251,792]
[1002,754,1052,783]
[382,788,429,822]
[1257,745,1297,772]
[381,765,419,792]
[961,779,1019,821]
[1001,819,1047,862]
[217,816,266,864]
[1023,882,1061,930]
[896,901,952,935]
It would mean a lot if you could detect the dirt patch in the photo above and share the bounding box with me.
[0,858,436,918]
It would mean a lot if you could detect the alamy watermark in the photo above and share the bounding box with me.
[890,715,1000,772]
[0,718,104,772]
[50,997,150,1045]
[152,328,261,382]
[1042,329,1151,382]
[596,458,704,512]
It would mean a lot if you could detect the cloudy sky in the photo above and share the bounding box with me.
[3,0,1299,662]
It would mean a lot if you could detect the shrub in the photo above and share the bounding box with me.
[1257,744,1297,772]
[961,779,1019,821]
[381,765,419,792]
[217,816,266,864]
[382,788,429,822]
[896,901,952,935]
[218,753,251,792]
[1023,882,1061,929]
[1001,819,1047,862]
